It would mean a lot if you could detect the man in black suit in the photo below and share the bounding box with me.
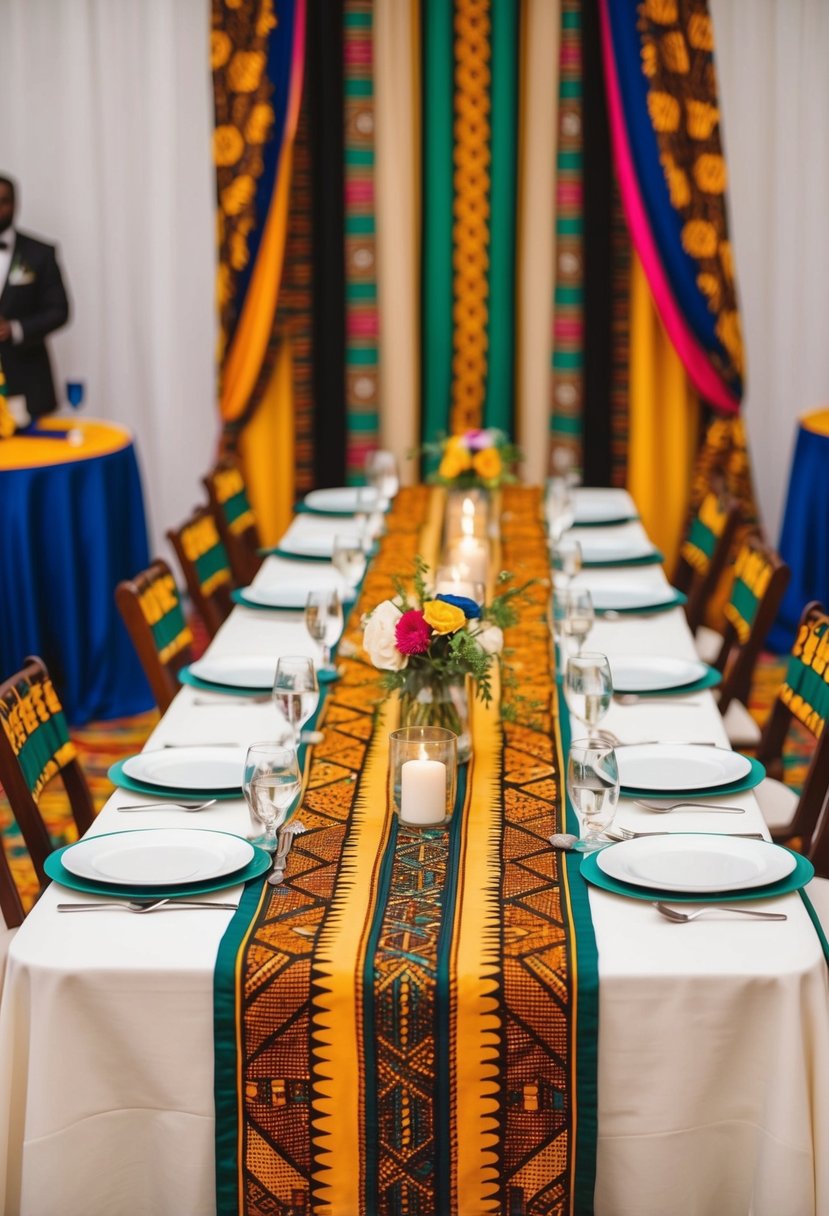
[0,174,70,419]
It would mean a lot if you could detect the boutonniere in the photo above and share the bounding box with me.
[8,262,35,286]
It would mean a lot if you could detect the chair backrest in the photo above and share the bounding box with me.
[0,656,95,910]
[115,559,195,712]
[167,506,234,638]
[715,538,791,714]
[203,460,262,586]
[673,490,741,633]
[757,601,829,847]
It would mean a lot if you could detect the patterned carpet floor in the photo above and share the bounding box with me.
[0,652,816,914]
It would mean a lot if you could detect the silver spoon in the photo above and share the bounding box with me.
[634,799,745,814]
[654,901,786,923]
[267,821,308,885]
[116,799,218,812]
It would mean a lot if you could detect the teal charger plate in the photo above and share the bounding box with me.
[178,667,269,697]
[595,589,687,616]
[108,757,242,801]
[620,753,765,801]
[45,832,272,898]
[580,840,813,904]
[582,550,664,569]
[614,664,721,697]
[230,589,354,613]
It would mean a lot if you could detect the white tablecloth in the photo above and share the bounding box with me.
[0,496,827,1215]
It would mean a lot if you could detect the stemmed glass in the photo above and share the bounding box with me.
[563,652,613,738]
[567,738,620,850]
[365,449,399,509]
[305,589,343,675]
[272,656,319,747]
[552,538,583,589]
[332,533,367,592]
[561,587,594,655]
[243,743,301,852]
[546,476,575,546]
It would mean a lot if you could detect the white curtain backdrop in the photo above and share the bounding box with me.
[0,0,216,561]
[712,0,829,541]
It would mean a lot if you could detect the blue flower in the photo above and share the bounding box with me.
[435,593,481,619]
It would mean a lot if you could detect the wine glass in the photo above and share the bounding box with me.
[546,476,575,545]
[272,656,319,747]
[563,652,613,737]
[365,449,399,508]
[332,534,367,592]
[552,538,583,589]
[567,738,620,849]
[305,589,343,674]
[561,587,594,655]
[243,743,301,852]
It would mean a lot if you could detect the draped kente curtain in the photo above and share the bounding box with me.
[211,0,752,547]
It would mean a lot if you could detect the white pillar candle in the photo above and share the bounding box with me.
[400,758,447,825]
[435,578,478,599]
[447,537,488,585]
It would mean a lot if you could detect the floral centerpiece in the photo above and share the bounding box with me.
[421,428,522,490]
[362,559,531,761]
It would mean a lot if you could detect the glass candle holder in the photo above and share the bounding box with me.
[443,536,490,586]
[389,726,458,829]
[444,489,490,544]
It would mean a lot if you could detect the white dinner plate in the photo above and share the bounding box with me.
[615,743,751,791]
[573,489,636,525]
[62,829,254,886]
[122,746,247,792]
[577,536,658,563]
[241,582,348,610]
[596,834,795,893]
[588,586,679,612]
[609,655,709,692]
[304,487,380,513]
[189,655,278,690]
[278,531,362,560]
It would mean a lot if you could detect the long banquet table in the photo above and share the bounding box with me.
[0,486,827,1216]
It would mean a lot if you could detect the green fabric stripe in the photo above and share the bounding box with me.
[345,413,380,432]
[562,9,580,28]
[559,677,600,1208]
[686,517,717,561]
[345,348,379,366]
[728,577,759,631]
[224,488,251,527]
[550,415,584,436]
[345,149,374,167]
[17,710,70,794]
[344,11,372,28]
[194,543,231,592]
[555,285,585,306]
[421,0,455,463]
[346,282,377,301]
[559,79,582,100]
[345,78,373,97]
[345,215,376,235]
[483,0,518,433]
[553,351,584,371]
[784,655,829,726]
[557,217,584,236]
[799,890,829,962]
[151,601,188,655]
[558,149,582,170]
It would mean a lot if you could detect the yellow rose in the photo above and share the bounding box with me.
[227,50,266,93]
[246,102,274,144]
[693,153,726,194]
[211,31,232,70]
[439,451,466,480]
[213,124,244,167]
[422,600,467,636]
[472,448,502,481]
[221,173,256,216]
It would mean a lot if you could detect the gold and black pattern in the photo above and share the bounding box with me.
[638,0,744,390]
[0,674,76,798]
[781,612,829,738]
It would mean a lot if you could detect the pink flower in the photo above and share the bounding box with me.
[395,609,432,656]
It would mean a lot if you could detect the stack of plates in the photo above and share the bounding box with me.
[109,744,246,801]
[575,535,661,567]
[573,489,637,527]
[46,828,272,898]
[302,486,384,516]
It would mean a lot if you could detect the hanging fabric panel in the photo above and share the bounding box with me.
[343,0,380,482]
[599,0,744,413]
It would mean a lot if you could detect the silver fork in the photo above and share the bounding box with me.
[654,901,787,923]
[634,799,745,814]
[117,799,218,812]
[57,898,238,913]
[267,821,308,886]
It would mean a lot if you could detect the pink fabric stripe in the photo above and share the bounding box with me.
[347,312,379,338]
[557,182,583,206]
[597,0,739,414]
[345,41,372,65]
[345,180,375,206]
[554,319,584,341]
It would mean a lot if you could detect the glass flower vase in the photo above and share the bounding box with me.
[398,668,472,763]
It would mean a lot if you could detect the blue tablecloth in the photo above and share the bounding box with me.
[0,419,155,723]
[768,408,829,653]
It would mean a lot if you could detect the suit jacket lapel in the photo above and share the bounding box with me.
[0,232,18,309]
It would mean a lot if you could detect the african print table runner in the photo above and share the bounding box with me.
[214,486,598,1215]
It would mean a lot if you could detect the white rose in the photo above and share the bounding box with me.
[363,600,408,671]
[475,624,504,656]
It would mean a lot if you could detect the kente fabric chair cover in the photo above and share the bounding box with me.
[115,560,195,713]
[167,506,234,638]
[755,601,829,854]
[0,655,95,918]
[203,460,262,586]
[673,489,741,633]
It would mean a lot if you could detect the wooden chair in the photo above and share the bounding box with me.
[753,602,829,853]
[167,506,234,638]
[115,559,195,713]
[673,489,741,634]
[707,538,791,749]
[203,459,262,586]
[0,655,95,918]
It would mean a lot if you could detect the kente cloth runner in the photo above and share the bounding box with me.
[214,486,598,1216]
